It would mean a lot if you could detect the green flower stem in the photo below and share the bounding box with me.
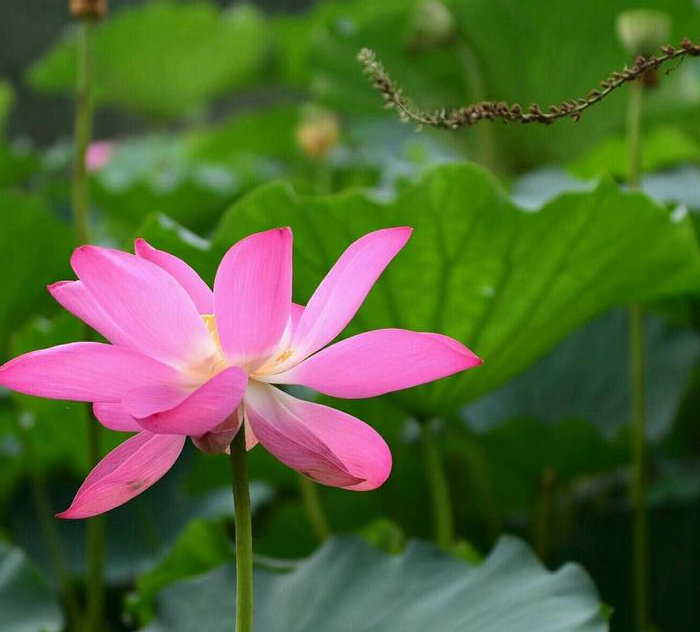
[315,160,333,196]
[420,420,454,550]
[533,468,557,563]
[85,402,104,632]
[20,427,82,630]
[454,40,497,172]
[72,18,94,247]
[71,17,104,632]
[298,475,331,542]
[627,78,651,632]
[627,80,643,189]
[230,425,254,632]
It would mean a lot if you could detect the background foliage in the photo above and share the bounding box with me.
[1,1,700,631]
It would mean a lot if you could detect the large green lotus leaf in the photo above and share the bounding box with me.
[127,517,233,625]
[0,541,63,632]
[141,536,608,632]
[185,105,300,164]
[569,126,700,180]
[92,135,241,236]
[28,2,267,119]
[0,191,72,358]
[212,163,700,414]
[276,0,700,171]
[465,310,700,440]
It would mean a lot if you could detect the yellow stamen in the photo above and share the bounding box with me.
[202,314,222,352]
[275,348,294,363]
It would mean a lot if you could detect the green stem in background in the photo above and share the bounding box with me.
[230,425,254,632]
[454,40,497,171]
[71,18,105,632]
[72,18,94,246]
[84,402,104,632]
[533,468,557,563]
[627,80,643,189]
[627,78,651,632]
[298,475,331,542]
[20,424,82,630]
[420,419,454,550]
[314,159,333,196]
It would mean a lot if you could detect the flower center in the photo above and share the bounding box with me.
[202,314,222,352]
[199,314,295,378]
[181,314,226,384]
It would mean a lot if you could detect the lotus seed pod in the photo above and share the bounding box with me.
[295,106,340,160]
[616,9,671,56]
[408,0,456,50]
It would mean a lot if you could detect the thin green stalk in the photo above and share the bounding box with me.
[84,403,104,632]
[314,160,333,196]
[454,40,497,171]
[72,18,94,246]
[630,301,650,632]
[298,475,331,542]
[72,18,104,632]
[627,81,643,189]
[21,428,82,630]
[533,468,557,563]
[627,78,651,632]
[420,420,454,550]
[230,425,254,632]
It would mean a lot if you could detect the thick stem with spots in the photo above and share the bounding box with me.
[230,423,254,632]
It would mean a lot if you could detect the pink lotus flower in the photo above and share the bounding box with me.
[0,228,481,519]
[85,141,114,172]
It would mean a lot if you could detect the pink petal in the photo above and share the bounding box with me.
[269,328,481,398]
[124,367,247,436]
[57,431,185,519]
[0,342,182,402]
[244,383,391,490]
[71,245,217,370]
[290,303,304,331]
[291,227,412,360]
[48,281,131,346]
[214,228,293,368]
[134,239,214,314]
[93,403,141,432]
[121,383,192,419]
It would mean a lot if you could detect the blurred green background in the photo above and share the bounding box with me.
[2,1,700,631]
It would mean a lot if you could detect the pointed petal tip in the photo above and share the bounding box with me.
[47,280,70,293]
[133,237,152,256]
[55,509,77,520]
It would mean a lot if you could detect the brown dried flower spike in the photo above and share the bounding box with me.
[358,38,700,130]
[70,0,108,20]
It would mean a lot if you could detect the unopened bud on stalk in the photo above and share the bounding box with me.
[295,106,340,160]
[616,9,671,57]
[408,0,456,51]
[70,0,108,20]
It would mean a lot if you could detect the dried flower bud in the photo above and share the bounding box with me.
[616,9,671,57]
[70,0,107,19]
[408,1,456,51]
[295,106,340,160]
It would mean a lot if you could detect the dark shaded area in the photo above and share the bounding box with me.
[0,0,314,143]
